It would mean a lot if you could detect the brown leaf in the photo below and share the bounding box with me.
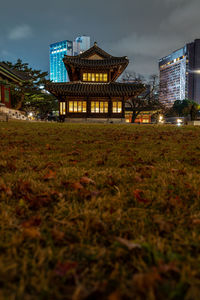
[23,227,41,239]
[71,182,84,190]
[108,291,121,300]
[133,269,161,291]
[68,159,78,164]
[67,150,80,156]
[21,216,42,228]
[158,261,179,274]
[96,160,105,166]
[43,170,56,180]
[0,183,12,196]
[133,189,149,203]
[116,237,141,250]
[51,227,65,243]
[54,261,78,277]
[80,176,96,185]
[192,219,200,225]
[28,192,53,210]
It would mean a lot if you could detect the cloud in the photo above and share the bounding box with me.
[107,32,187,76]
[8,24,33,40]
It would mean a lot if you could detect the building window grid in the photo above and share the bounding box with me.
[69,101,87,113]
[112,101,122,113]
[83,73,108,82]
[91,101,108,113]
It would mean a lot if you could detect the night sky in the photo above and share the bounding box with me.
[0,0,199,77]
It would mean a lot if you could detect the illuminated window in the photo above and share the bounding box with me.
[60,102,66,115]
[83,102,87,112]
[82,73,108,82]
[78,101,82,112]
[83,73,87,81]
[103,73,108,81]
[68,101,87,113]
[88,73,92,81]
[74,101,77,112]
[112,101,122,113]
[91,101,108,113]
[96,73,99,81]
[69,101,73,112]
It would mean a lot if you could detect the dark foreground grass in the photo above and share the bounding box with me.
[1,122,200,299]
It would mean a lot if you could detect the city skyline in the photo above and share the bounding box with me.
[1,0,200,77]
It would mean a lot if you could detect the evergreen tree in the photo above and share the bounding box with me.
[2,59,58,117]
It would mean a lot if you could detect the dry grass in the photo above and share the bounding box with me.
[1,122,200,299]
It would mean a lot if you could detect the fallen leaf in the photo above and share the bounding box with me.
[108,291,121,300]
[0,183,12,196]
[116,237,141,250]
[43,170,56,180]
[51,227,65,243]
[23,227,41,239]
[133,189,149,203]
[54,261,78,277]
[192,219,200,225]
[21,216,42,228]
[71,182,84,190]
[80,176,96,185]
[133,269,161,291]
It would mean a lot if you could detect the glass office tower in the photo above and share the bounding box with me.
[73,36,90,56]
[159,39,200,107]
[50,40,73,82]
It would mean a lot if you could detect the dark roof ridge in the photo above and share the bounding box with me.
[0,62,30,81]
[46,81,144,87]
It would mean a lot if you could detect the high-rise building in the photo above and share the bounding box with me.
[50,40,73,82]
[159,39,200,107]
[73,36,90,56]
[50,36,90,83]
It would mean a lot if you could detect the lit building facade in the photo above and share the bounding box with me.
[46,43,145,122]
[50,40,73,82]
[159,39,200,107]
[73,36,90,56]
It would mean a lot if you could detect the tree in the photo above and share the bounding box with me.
[2,59,57,117]
[172,99,199,120]
[124,74,163,123]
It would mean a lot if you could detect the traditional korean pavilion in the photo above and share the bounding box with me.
[0,62,28,108]
[46,43,145,122]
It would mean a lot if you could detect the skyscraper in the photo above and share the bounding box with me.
[50,36,90,83]
[50,40,73,82]
[73,36,90,56]
[159,39,200,107]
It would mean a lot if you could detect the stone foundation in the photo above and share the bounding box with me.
[64,118,125,124]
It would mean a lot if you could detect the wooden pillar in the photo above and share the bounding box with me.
[108,97,112,117]
[87,97,90,118]
[122,96,125,118]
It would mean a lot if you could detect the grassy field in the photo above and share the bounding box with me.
[1,121,200,300]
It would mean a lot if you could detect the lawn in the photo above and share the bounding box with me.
[1,121,200,300]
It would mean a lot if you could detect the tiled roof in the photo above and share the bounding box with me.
[72,43,112,59]
[46,81,145,97]
[0,62,30,81]
[63,57,129,69]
